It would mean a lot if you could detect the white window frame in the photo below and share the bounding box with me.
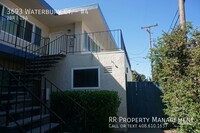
[71,66,100,89]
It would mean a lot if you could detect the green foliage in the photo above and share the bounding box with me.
[132,70,148,81]
[150,25,200,133]
[51,90,121,133]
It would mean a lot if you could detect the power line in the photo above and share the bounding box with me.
[168,0,186,33]
[168,9,179,33]
[141,23,158,79]
[173,14,180,30]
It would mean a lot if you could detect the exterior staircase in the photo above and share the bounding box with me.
[0,54,66,133]
[0,34,86,133]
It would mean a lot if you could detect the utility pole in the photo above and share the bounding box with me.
[178,0,186,30]
[141,23,158,80]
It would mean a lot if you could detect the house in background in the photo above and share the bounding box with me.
[0,0,132,132]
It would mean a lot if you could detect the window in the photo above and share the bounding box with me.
[84,31,100,52]
[17,19,25,39]
[24,21,33,42]
[2,7,18,36]
[0,4,42,44]
[73,68,99,88]
[84,31,88,51]
[0,5,3,30]
[0,4,2,15]
[34,26,41,46]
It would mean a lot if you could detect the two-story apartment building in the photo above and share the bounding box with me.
[0,0,132,132]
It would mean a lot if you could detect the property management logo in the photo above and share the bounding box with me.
[108,116,194,129]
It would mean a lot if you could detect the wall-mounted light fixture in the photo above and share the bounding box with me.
[67,29,71,33]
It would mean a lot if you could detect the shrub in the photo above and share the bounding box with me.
[150,24,200,133]
[51,90,121,133]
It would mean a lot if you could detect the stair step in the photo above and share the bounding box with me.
[30,60,58,65]
[26,64,54,69]
[11,78,41,82]
[35,57,61,61]
[1,85,32,88]
[37,55,64,60]
[25,69,50,73]
[26,123,59,133]
[1,91,26,95]
[1,98,32,105]
[0,106,40,116]
[41,54,65,58]
[7,114,50,128]
[13,73,42,77]
[25,68,50,72]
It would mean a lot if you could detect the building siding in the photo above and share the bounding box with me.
[45,51,128,119]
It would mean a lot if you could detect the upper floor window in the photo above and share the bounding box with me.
[34,26,41,46]
[84,31,101,52]
[84,31,88,51]
[17,19,25,39]
[2,7,18,36]
[0,4,2,15]
[24,21,33,42]
[0,5,2,30]
[0,4,42,45]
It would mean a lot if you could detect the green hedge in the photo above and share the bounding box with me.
[51,90,121,133]
[150,24,200,133]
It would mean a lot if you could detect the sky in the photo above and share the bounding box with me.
[46,0,200,78]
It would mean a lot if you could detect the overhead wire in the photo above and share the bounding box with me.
[168,0,186,33]
[168,9,179,34]
[173,14,180,30]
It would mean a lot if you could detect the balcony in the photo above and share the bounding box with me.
[0,15,130,68]
[48,29,131,67]
[0,15,49,56]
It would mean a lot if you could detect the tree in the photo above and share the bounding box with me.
[150,24,200,133]
[132,70,147,81]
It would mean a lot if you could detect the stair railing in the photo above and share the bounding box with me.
[0,105,26,133]
[0,15,50,71]
[31,34,68,57]
[43,77,87,133]
[0,64,66,132]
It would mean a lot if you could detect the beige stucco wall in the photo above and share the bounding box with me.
[50,24,75,35]
[45,51,128,119]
